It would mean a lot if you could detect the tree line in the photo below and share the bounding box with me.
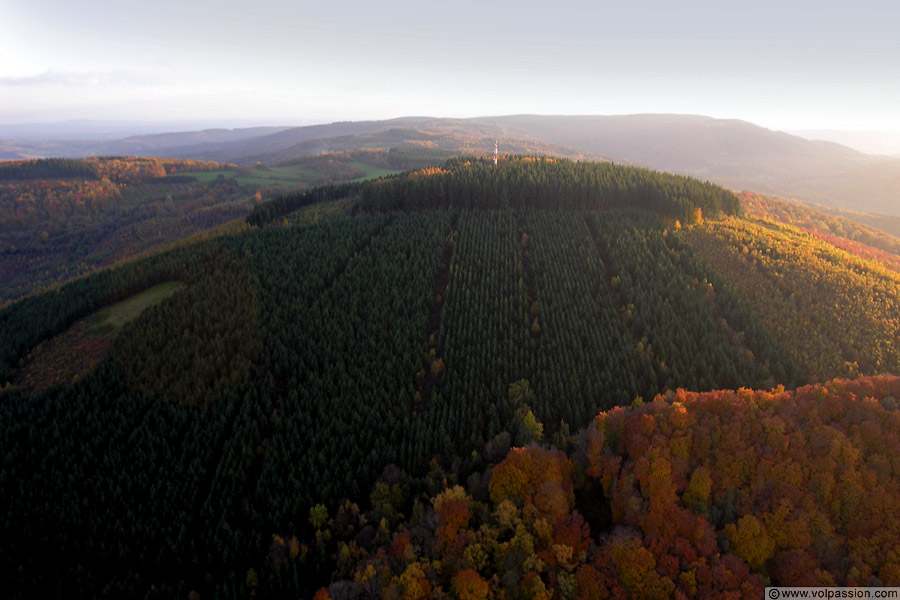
[246,156,742,227]
[0,158,99,180]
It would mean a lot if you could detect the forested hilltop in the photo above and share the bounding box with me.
[2,157,900,598]
[247,156,740,226]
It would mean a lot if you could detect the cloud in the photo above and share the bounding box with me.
[0,69,154,87]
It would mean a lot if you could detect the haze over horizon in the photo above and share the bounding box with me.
[2,0,899,135]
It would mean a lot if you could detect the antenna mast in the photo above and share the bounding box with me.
[494,140,498,167]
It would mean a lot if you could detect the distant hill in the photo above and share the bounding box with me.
[47,113,896,219]
[0,119,293,142]
[0,125,292,160]
[5,112,900,225]
[169,118,591,165]
[89,126,293,156]
[790,128,900,155]
[483,115,900,218]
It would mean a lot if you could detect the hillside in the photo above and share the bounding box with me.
[2,158,900,598]
[684,216,900,379]
[311,375,900,599]
[0,153,403,302]
[0,156,258,303]
[738,191,900,269]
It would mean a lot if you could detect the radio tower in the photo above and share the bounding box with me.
[494,140,498,167]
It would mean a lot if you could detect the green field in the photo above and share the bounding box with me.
[180,170,237,181]
[264,164,318,181]
[87,281,182,334]
[175,166,311,187]
[177,162,397,188]
[349,161,401,181]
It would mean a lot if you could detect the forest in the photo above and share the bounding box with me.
[0,156,250,303]
[246,156,741,227]
[0,153,405,303]
[305,375,900,600]
[2,157,900,598]
[684,216,900,380]
[739,191,900,271]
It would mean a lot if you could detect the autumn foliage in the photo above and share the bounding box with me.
[685,216,900,380]
[739,190,900,268]
[489,446,574,519]
[453,569,489,600]
[586,375,900,590]
[327,376,900,598]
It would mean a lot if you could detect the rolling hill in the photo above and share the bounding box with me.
[0,153,404,303]
[7,114,900,219]
[15,113,895,220]
[3,157,900,598]
[0,122,291,160]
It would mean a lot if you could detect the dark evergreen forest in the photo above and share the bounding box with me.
[246,156,740,227]
[0,158,894,598]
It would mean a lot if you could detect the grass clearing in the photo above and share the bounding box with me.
[87,281,183,334]
[12,282,183,392]
[232,175,302,186]
[174,168,309,187]
[181,170,237,181]
[176,162,398,187]
[266,165,317,179]
[349,162,401,181]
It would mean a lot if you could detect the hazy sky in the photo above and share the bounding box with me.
[1,0,899,131]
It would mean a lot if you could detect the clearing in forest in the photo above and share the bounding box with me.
[86,281,182,334]
[10,282,182,392]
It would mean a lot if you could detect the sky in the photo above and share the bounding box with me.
[1,0,899,133]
